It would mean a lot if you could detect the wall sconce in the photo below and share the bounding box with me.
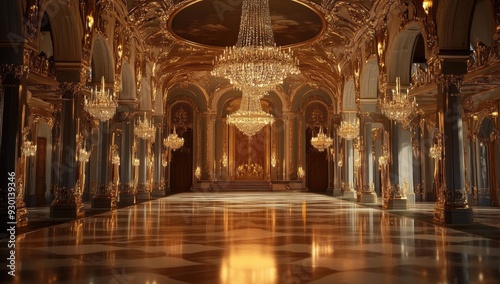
[423,0,432,15]
[271,153,276,167]
[132,158,140,167]
[297,166,305,179]
[22,139,37,157]
[195,166,202,180]
[112,153,120,165]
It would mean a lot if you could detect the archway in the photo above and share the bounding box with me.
[169,102,194,192]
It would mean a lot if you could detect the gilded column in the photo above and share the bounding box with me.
[152,116,165,197]
[434,62,473,224]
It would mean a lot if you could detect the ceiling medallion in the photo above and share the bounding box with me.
[211,0,300,93]
[227,90,274,137]
[380,77,417,124]
[84,76,117,121]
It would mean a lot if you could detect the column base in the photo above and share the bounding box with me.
[192,181,211,192]
[333,188,343,197]
[434,207,474,225]
[136,192,151,202]
[406,193,415,204]
[151,189,165,198]
[16,204,29,228]
[342,190,357,201]
[118,193,136,207]
[50,202,85,219]
[271,181,287,191]
[360,191,378,204]
[91,196,117,211]
[387,198,409,210]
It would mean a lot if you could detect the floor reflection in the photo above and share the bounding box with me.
[1,192,499,283]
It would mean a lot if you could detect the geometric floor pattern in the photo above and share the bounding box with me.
[1,192,500,283]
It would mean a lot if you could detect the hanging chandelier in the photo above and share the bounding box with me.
[380,77,417,123]
[134,113,156,140]
[84,76,117,121]
[227,91,274,137]
[163,127,184,150]
[338,116,359,140]
[311,126,333,152]
[211,0,300,93]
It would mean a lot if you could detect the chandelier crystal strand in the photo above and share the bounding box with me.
[134,113,156,140]
[227,91,274,137]
[84,76,117,121]
[311,126,333,152]
[211,0,300,93]
[380,77,417,123]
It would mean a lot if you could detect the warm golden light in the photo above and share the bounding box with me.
[423,0,433,15]
[220,247,276,284]
[211,0,299,93]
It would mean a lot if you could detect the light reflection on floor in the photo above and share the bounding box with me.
[1,192,500,283]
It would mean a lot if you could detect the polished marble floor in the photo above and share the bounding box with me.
[1,192,500,283]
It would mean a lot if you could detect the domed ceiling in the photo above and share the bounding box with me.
[169,0,324,48]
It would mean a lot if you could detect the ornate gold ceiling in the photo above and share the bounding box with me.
[129,0,374,98]
[169,0,324,48]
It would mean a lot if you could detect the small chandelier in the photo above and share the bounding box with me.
[338,117,359,140]
[227,91,274,137]
[211,0,299,93]
[84,76,117,121]
[22,139,37,157]
[311,126,333,152]
[134,113,156,140]
[380,77,417,123]
[163,127,184,150]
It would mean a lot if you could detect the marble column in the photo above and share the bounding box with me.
[152,116,165,197]
[50,84,85,218]
[360,122,377,203]
[119,120,136,206]
[91,120,116,210]
[387,122,410,209]
[136,133,151,201]
[342,139,357,200]
[434,62,473,224]
[0,78,29,226]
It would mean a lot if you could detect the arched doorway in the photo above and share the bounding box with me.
[169,102,194,192]
[474,117,499,206]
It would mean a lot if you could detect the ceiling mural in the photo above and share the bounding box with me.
[170,0,324,47]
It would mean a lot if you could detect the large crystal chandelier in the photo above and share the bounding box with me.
[338,116,359,140]
[311,126,333,152]
[84,76,117,121]
[211,0,300,93]
[134,113,156,140]
[227,90,274,137]
[163,127,184,150]
[380,77,417,123]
